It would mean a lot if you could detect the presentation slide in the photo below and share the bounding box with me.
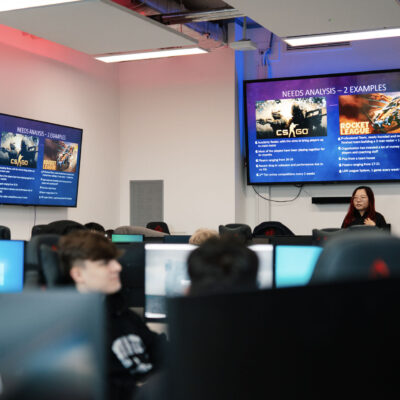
[0,113,82,206]
[245,69,400,185]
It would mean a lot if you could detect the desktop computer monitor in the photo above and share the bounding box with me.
[248,244,273,289]
[145,243,197,319]
[112,234,143,243]
[0,290,105,400]
[163,235,191,244]
[116,243,145,308]
[166,279,400,399]
[0,240,24,293]
[274,245,322,288]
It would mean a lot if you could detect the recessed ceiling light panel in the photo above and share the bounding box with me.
[95,47,208,63]
[285,27,400,47]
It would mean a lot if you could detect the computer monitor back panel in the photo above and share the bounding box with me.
[145,244,197,319]
[0,240,24,293]
[0,290,104,400]
[167,279,400,399]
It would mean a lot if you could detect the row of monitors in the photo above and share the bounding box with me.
[111,234,191,243]
[144,243,322,319]
[111,234,316,245]
[0,240,322,319]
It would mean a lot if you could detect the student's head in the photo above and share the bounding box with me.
[187,236,259,296]
[84,222,106,234]
[189,228,219,245]
[58,230,121,294]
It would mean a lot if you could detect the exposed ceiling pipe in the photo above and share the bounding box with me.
[113,0,231,49]
[150,8,244,24]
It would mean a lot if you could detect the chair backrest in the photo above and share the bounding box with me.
[311,227,342,245]
[114,225,168,237]
[31,224,47,237]
[146,221,170,234]
[218,223,252,242]
[310,231,400,285]
[0,225,11,240]
[166,279,400,399]
[253,221,294,237]
[40,220,85,235]
[40,244,74,287]
[25,234,61,286]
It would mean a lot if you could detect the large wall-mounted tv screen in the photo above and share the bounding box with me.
[0,113,82,206]
[245,69,400,185]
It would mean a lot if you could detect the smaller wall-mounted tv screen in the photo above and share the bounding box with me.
[0,113,82,206]
[245,69,400,185]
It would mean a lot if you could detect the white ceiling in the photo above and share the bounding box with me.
[0,0,399,56]
[0,0,196,55]
[225,0,400,38]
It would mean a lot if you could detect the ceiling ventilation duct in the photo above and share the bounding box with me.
[113,0,244,50]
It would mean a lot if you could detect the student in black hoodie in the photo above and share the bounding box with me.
[58,230,166,400]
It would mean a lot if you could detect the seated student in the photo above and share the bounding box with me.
[188,228,219,245]
[341,186,387,228]
[187,236,259,296]
[58,230,166,400]
[135,237,259,400]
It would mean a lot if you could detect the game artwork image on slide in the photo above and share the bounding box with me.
[255,97,328,140]
[339,92,400,135]
[43,138,79,173]
[0,132,39,168]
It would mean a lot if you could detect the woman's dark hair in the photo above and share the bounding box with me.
[342,186,376,228]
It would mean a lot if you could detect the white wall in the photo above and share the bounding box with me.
[118,47,236,234]
[0,26,120,239]
[237,31,400,235]
[2,21,400,239]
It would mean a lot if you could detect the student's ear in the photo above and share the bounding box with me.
[70,266,84,283]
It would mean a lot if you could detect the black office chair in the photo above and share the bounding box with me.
[146,222,170,234]
[31,224,47,237]
[25,234,61,285]
[218,223,252,243]
[40,243,74,287]
[311,227,342,245]
[115,225,168,238]
[310,230,400,285]
[253,221,294,237]
[40,220,86,235]
[0,225,11,240]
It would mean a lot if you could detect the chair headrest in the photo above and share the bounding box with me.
[310,230,398,285]
[114,225,168,237]
[218,224,252,242]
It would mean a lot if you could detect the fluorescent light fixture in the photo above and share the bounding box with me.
[0,0,82,12]
[95,47,208,63]
[285,27,400,47]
